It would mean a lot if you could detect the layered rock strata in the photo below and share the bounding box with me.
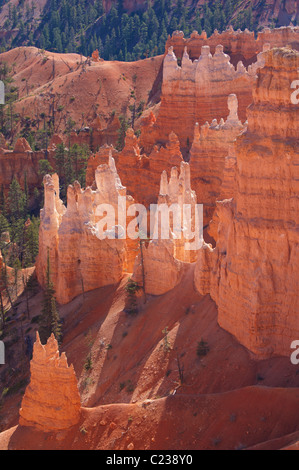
[195,48,299,358]
[36,156,135,304]
[86,129,183,207]
[0,137,55,195]
[166,26,299,65]
[19,333,81,432]
[190,94,245,225]
[140,45,254,155]
[132,162,200,295]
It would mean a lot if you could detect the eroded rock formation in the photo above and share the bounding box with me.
[132,161,200,295]
[19,332,81,432]
[190,94,245,225]
[36,156,134,305]
[140,44,254,155]
[0,137,52,195]
[86,129,183,207]
[195,48,299,358]
[166,26,299,65]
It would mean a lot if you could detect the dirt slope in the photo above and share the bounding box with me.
[1,265,299,449]
[0,47,163,133]
[2,386,299,450]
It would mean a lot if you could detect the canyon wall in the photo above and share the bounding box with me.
[140,43,255,155]
[190,94,245,226]
[0,138,48,194]
[86,128,183,207]
[195,47,299,358]
[19,333,81,432]
[166,26,299,65]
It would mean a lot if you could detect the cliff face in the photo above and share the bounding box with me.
[19,333,81,432]
[166,26,299,65]
[190,94,245,226]
[0,138,48,195]
[141,43,255,155]
[86,129,183,208]
[195,48,299,358]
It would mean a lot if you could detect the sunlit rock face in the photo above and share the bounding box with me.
[141,26,299,157]
[19,333,81,432]
[140,43,254,156]
[86,129,184,208]
[195,48,299,359]
[165,26,299,64]
[36,156,134,305]
[132,161,200,295]
[190,94,245,226]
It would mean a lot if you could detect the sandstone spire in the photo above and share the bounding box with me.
[36,161,135,304]
[190,94,245,225]
[223,94,243,128]
[13,137,32,153]
[132,162,198,295]
[195,48,299,358]
[19,332,81,432]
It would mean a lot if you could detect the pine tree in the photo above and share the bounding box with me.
[39,249,61,344]
[116,115,129,151]
[7,177,26,222]
[23,217,40,267]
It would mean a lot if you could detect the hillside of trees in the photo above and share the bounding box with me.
[0,0,292,61]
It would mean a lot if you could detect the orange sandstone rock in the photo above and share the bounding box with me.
[190,94,245,226]
[19,333,81,432]
[0,137,55,195]
[133,162,199,295]
[14,137,32,153]
[195,47,299,358]
[86,129,183,208]
[141,45,254,156]
[166,26,299,65]
[92,49,100,62]
[36,156,137,304]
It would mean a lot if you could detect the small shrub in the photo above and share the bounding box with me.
[119,382,126,391]
[213,437,221,447]
[84,355,93,371]
[125,278,140,315]
[126,380,135,393]
[197,339,210,358]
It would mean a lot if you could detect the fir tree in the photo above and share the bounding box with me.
[39,248,61,344]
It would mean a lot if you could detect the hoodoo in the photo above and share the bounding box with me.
[1,10,299,451]
[195,47,299,358]
[19,333,81,432]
